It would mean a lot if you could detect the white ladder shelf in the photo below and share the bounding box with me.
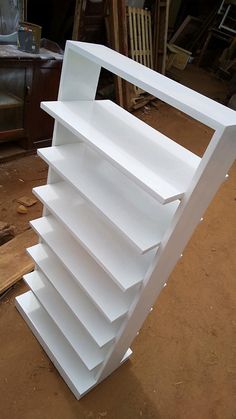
[16,41,236,399]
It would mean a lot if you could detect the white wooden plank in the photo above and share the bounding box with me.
[68,41,236,129]
[30,215,132,322]
[33,183,154,290]
[15,291,96,399]
[39,143,179,253]
[41,100,200,204]
[27,243,115,347]
[24,270,104,371]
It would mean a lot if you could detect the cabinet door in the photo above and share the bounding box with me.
[0,66,26,133]
[27,61,62,149]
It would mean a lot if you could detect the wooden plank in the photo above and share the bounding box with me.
[109,0,124,107]
[133,8,138,62]
[141,9,147,66]
[72,0,84,41]
[153,0,170,74]
[0,128,25,142]
[145,10,149,67]
[137,9,142,64]
[148,12,154,68]
[128,7,134,60]
[127,7,153,99]
[0,229,38,294]
[118,1,129,109]
[169,14,193,45]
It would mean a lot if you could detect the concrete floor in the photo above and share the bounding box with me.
[0,65,235,419]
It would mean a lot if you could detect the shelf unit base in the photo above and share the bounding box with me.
[15,291,132,399]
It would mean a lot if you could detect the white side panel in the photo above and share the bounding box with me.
[58,46,101,101]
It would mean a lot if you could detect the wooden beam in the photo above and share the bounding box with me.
[72,0,84,41]
[107,0,129,108]
[118,0,129,109]
[109,0,124,107]
[153,0,170,74]
[0,229,38,294]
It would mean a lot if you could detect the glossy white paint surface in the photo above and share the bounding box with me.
[16,291,96,398]
[16,41,236,399]
[27,243,116,347]
[38,144,179,253]
[69,41,236,129]
[41,100,200,204]
[33,182,154,290]
[24,270,104,371]
[30,216,131,322]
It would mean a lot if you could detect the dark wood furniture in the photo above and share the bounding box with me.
[0,45,62,150]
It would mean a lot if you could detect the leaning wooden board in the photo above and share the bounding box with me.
[0,229,38,294]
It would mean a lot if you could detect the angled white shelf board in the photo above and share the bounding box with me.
[38,143,179,253]
[16,40,236,400]
[40,100,200,204]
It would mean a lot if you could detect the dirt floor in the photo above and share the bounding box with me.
[0,65,236,419]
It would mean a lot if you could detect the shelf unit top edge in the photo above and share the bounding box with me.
[68,41,236,130]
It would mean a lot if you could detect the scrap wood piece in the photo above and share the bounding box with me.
[131,94,155,110]
[0,221,15,245]
[17,205,28,214]
[169,15,203,53]
[0,229,38,294]
[17,196,37,207]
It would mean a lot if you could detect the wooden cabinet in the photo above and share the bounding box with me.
[0,46,62,149]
